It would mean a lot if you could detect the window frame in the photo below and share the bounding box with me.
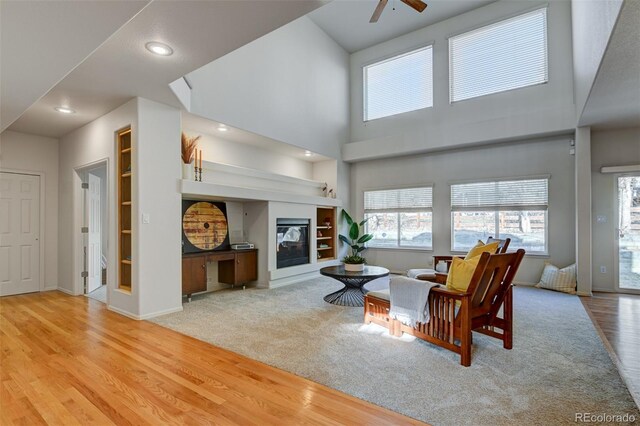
[363,185,434,250]
[363,44,434,122]
[448,6,549,104]
[449,177,549,255]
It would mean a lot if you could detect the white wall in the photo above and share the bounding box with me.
[345,0,575,161]
[187,130,313,180]
[571,0,624,122]
[350,137,576,284]
[136,98,182,318]
[187,16,350,159]
[591,127,640,292]
[0,130,59,290]
[59,99,137,316]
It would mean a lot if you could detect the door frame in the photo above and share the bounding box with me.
[73,158,110,298]
[614,173,640,295]
[0,168,46,292]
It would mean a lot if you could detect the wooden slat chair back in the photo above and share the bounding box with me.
[365,249,525,366]
[433,236,511,270]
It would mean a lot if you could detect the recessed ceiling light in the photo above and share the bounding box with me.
[217,125,228,132]
[54,106,75,114]
[304,150,312,157]
[145,41,173,56]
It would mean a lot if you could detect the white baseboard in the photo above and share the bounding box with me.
[107,304,184,321]
[513,281,536,287]
[592,287,616,293]
[139,306,183,320]
[269,271,321,288]
[57,287,77,296]
[107,305,139,320]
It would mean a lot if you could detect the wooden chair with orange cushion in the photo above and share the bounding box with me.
[365,249,525,366]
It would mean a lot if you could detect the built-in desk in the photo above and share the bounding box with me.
[182,249,257,301]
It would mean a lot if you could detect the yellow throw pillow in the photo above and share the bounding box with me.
[446,256,481,293]
[465,240,500,260]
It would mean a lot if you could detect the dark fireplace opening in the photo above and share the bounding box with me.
[277,218,310,269]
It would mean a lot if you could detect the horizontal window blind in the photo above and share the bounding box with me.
[364,46,433,121]
[451,179,548,211]
[365,187,433,211]
[449,7,548,102]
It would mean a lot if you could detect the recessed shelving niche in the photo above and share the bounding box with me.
[117,127,132,292]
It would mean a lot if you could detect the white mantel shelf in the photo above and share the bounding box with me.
[180,180,342,207]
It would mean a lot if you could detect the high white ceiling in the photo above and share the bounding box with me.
[580,0,640,130]
[0,0,149,132]
[182,113,331,163]
[308,0,495,53]
[3,0,326,138]
[4,0,638,142]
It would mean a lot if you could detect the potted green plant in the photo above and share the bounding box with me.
[339,210,374,272]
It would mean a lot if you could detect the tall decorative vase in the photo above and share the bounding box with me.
[182,162,194,180]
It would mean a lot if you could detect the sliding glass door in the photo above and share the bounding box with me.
[617,175,640,292]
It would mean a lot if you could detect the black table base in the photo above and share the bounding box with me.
[320,265,390,307]
[323,278,374,307]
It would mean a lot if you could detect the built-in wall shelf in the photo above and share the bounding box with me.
[117,127,133,292]
[316,206,337,262]
[180,180,342,207]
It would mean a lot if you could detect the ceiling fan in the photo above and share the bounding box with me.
[370,0,428,23]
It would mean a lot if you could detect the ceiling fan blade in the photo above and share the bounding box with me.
[400,0,428,13]
[370,0,388,23]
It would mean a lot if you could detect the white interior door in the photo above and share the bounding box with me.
[87,172,102,293]
[617,175,640,292]
[0,172,40,296]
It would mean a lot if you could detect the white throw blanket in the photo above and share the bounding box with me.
[389,276,439,327]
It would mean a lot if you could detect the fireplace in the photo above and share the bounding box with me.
[276,218,310,268]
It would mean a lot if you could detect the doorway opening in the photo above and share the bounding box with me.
[617,175,640,293]
[78,163,108,303]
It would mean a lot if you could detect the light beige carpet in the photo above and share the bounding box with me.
[151,278,640,425]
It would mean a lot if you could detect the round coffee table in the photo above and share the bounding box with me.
[320,265,390,307]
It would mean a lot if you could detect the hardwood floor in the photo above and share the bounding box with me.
[581,292,640,407]
[0,291,425,425]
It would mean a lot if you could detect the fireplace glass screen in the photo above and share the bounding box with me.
[276,219,310,268]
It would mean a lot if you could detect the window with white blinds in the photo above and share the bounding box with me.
[364,46,433,121]
[449,7,548,103]
[451,178,548,211]
[364,187,433,249]
[450,178,548,253]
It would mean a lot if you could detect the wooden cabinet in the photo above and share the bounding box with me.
[316,207,337,262]
[182,250,258,301]
[223,250,257,284]
[182,256,207,297]
[117,127,133,292]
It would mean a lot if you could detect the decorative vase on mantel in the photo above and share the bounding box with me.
[182,161,194,180]
[344,262,365,272]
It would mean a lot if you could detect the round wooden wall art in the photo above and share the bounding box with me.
[182,201,228,250]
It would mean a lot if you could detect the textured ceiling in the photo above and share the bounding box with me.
[0,0,149,132]
[308,0,494,52]
[580,0,640,129]
[5,0,327,138]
